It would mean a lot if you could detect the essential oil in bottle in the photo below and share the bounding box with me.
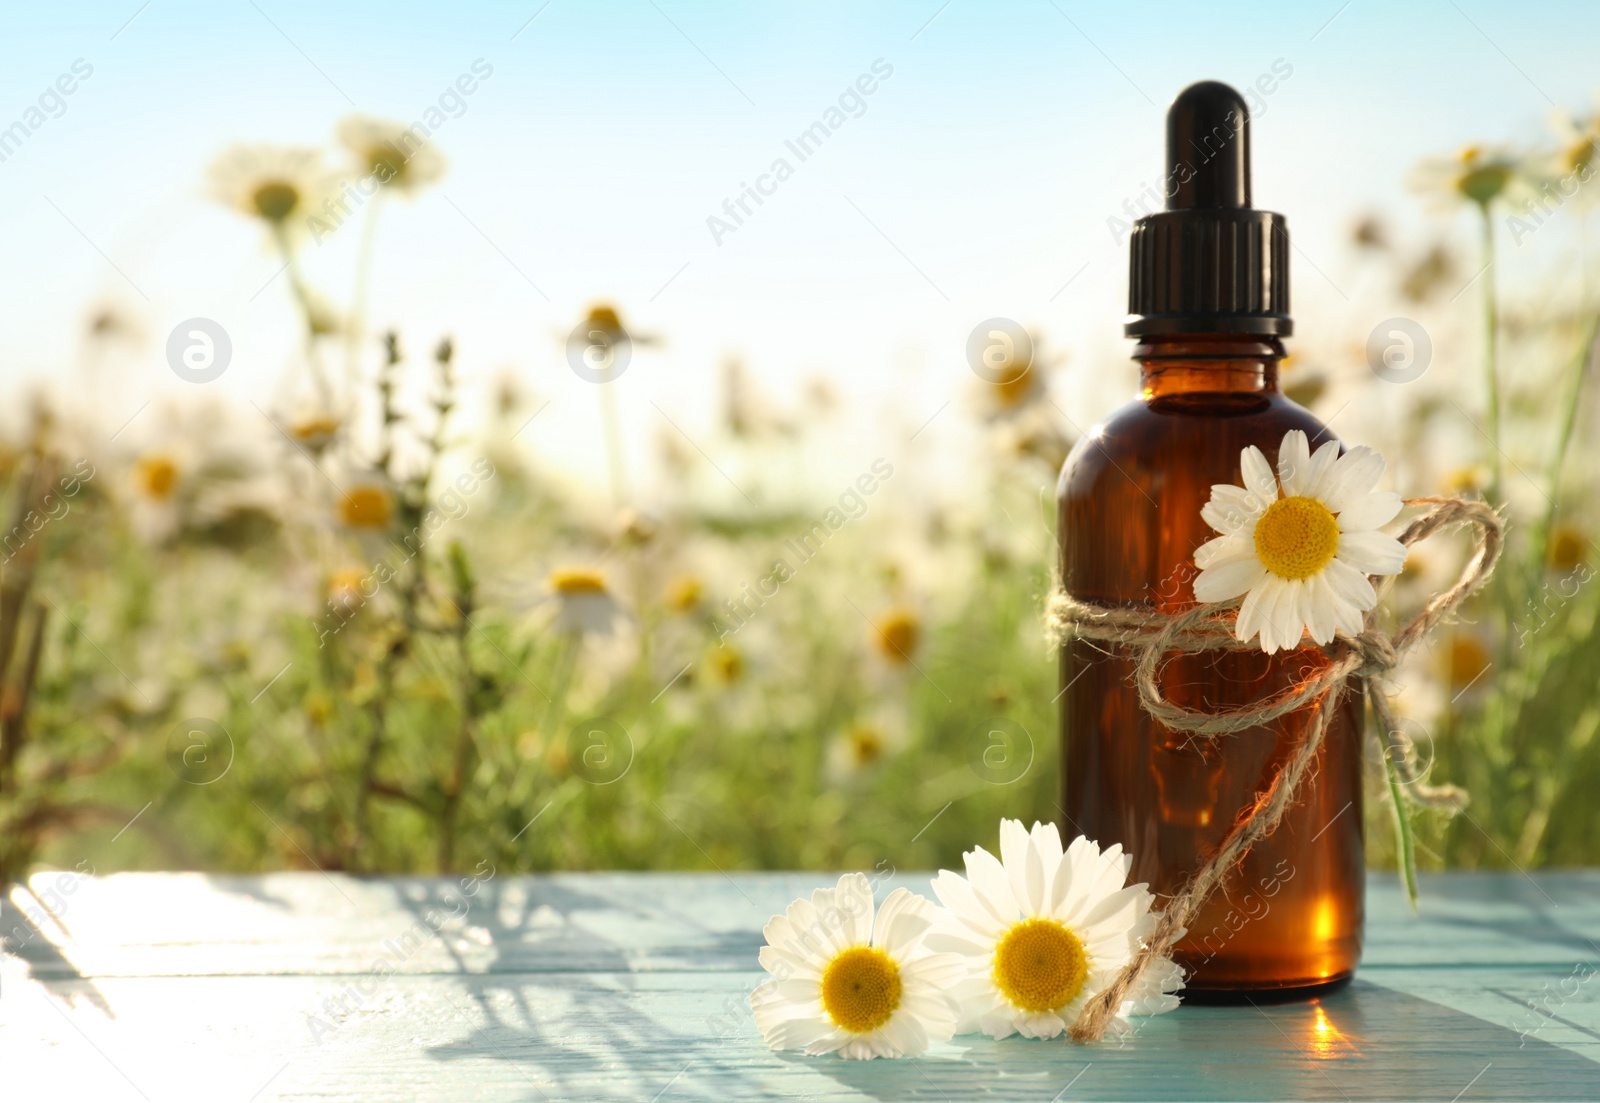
[1057,81,1363,995]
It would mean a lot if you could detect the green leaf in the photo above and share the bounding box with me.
[1383,740,1420,912]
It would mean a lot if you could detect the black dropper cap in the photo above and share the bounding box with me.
[1125,81,1291,337]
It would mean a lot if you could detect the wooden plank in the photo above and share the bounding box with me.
[3,968,1597,1101]
[7,871,1600,977]
[3,872,1598,1101]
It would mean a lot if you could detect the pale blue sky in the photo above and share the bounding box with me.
[1,1,1594,490]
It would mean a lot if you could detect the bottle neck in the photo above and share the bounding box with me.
[1135,334,1283,400]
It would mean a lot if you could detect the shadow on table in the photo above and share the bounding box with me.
[397,876,776,1101]
[2,879,112,1016]
[785,980,1600,1102]
[1419,873,1600,963]
[259,873,1599,1101]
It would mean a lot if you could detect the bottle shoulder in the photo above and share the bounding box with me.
[1056,392,1333,502]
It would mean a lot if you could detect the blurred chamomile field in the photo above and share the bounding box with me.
[2,0,1600,882]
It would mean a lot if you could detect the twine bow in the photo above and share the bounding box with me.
[1047,497,1503,1042]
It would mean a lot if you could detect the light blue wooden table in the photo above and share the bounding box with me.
[3,870,1598,1100]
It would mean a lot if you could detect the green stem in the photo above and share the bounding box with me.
[1502,279,1600,748]
[272,223,332,408]
[1479,205,1503,510]
[439,615,478,873]
[345,193,384,394]
[1475,204,1521,741]
[1529,312,1600,581]
[1381,734,1420,912]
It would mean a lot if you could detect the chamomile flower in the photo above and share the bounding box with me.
[1410,144,1526,211]
[128,451,183,544]
[1444,630,1493,697]
[291,413,343,457]
[871,605,921,665]
[1192,430,1408,655]
[928,820,1183,1040]
[338,481,395,531]
[824,708,907,784]
[981,359,1045,418]
[337,115,447,194]
[663,573,703,613]
[1548,524,1589,573]
[1542,104,1600,206]
[208,144,338,237]
[134,453,180,501]
[751,873,964,1059]
[326,568,369,612]
[545,567,625,636]
[705,641,744,684]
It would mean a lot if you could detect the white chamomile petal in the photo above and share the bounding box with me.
[780,897,838,956]
[766,1015,834,1050]
[1123,954,1187,1016]
[760,943,819,980]
[1194,533,1255,570]
[1302,438,1342,500]
[929,821,1184,1041]
[1327,586,1367,637]
[1323,556,1378,612]
[1239,445,1279,503]
[929,869,1006,939]
[833,872,874,947]
[1194,557,1267,603]
[1259,576,1305,654]
[874,888,931,958]
[1320,446,1386,514]
[1292,578,1317,647]
[1336,488,1403,533]
[1305,572,1338,646]
[999,819,1045,917]
[1337,530,1408,576]
[1234,576,1270,647]
[1202,484,1265,535]
[752,874,963,1059]
[1052,835,1102,923]
[1279,579,1314,652]
[1029,820,1066,871]
[1277,429,1312,496]
[963,846,1020,920]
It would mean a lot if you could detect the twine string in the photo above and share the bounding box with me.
[1048,497,1502,1042]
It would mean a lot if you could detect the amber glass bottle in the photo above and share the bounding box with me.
[1056,83,1363,994]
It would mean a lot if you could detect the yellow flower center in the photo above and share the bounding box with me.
[849,725,884,765]
[820,946,902,1033]
[1567,138,1596,175]
[340,485,393,529]
[135,455,178,500]
[665,575,702,612]
[991,363,1035,407]
[1549,526,1587,572]
[327,569,366,605]
[586,305,622,334]
[1448,633,1492,689]
[549,568,608,595]
[292,415,341,442]
[366,145,407,185]
[992,917,1089,1013]
[874,608,920,663]
[252,181,301,222]
[708,644,743,682]
[1253,495,1340,581]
